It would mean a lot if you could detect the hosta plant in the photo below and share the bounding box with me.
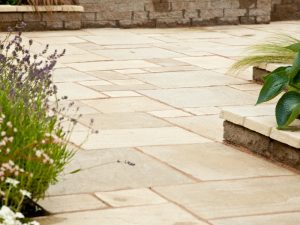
[256,47,300,129]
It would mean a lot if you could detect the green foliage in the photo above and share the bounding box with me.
[256,47,300,129]
[230,35,300,73]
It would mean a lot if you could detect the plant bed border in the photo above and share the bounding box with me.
[0,5,83,31]
[224,120,300,170]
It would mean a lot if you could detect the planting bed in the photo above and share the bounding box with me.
[221,105,300,170]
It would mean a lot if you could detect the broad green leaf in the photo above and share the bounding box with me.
[286,43,300,52]
[257,68,288,104]
[276,91,300,128]
[288,51,300,79]
[262,66,286,81]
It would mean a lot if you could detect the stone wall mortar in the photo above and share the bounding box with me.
[77,0,273,28]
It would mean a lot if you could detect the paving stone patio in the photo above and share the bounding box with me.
[20,21,300,225]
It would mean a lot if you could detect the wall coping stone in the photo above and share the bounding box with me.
[220,105,300,148]
[0,5,84,12]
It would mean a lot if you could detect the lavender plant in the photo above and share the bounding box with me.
[0,23,75,215]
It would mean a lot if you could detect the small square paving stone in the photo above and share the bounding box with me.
[48,148,195,195]
[211,212,300,225]
[139,142,293,181]
[95,188,166,207]
[154,176,300,220]
[38,204,209,225]
[140,87,257,108]
[70,127,211,150]
[83,97,172,113]
[38,194,106,214]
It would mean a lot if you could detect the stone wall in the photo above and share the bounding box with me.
[271,0,300,21]
[77,0,272,28]
[0,5,83,31]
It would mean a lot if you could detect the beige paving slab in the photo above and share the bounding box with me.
[131,70,246,88]
[115,69,146,74]
[211,212,300,225]
[229,83,262,91]
[220,104,275,125]
[166,115,224,141]
[90,83,158,91]
[78,112,171,129]
[88,71,129,80]
[53,68,98,83]
[270,127,300,148]
[149,110,191,118]
[139,142,294,181]
[81,33,162,45]
[38,204,209,225]
[110,79,146,85]
[244,116,277,136]
[59,53,109,64]
[154,176,300,220]
[70,127,211,150]
[95,188,166,207]
[56,100,100,116]
[176,56,236,69]
[55,83,106,100]
[78,80,112,86]
[32,36,86,44]
[38,194,106,214]
[93,47,184,60]
[83,97,172,113]
[140,87,257,108]
[147,58,189,67]
[143,65,201,73]
[102,91,141,97]
[67,60,160,72]
[184,107,220,116]
[48,148,195,194]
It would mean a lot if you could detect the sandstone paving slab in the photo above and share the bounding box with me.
[81,33,162,45]
[166,115,224,141]
[93,47,184,60]
[88,71,130,80]
[83,97,172,113]
[139,142,294,181]
[147,58,189,67]
[176,56,236,70]
[90,83,158,92]
[53,68,99,83]
[154,176,300,220]
[59,53,109,64]
[102,91,141,97]
[95,188,167,207]
[130,70,247,88]
[183,107,220,116]
[149,110,191,118]
[140,87,257,108]
[69,127,211,150]
[55,83,106,100]
[142,65,201,73]
[38,204,209,225]
[229,83,262,91]
[56,100,100,116]
[110,79,146,85]
[38,194,106,214]
[67,60,160,72]
[115,69,146,74]
[211,212,300,225]
[78,80,113,86]
[32,36,86,45]
[48,148,195,195]
[78,112,171,130]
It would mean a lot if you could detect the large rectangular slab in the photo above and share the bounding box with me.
[131,70,246,88]
[141,87,257,108]
[70,127,211,150]
[154,176,300,220]
[48,148,195,195]
[67,60,160,72]
[139,143,294,181]
[38,204,209,225]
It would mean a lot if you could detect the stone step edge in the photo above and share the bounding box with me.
[220,108,300,149]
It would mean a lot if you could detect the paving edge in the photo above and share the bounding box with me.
[223,120,300,170]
